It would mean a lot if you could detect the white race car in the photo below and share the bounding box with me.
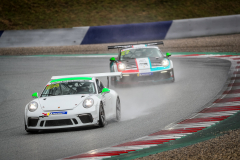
[24,72,122,133]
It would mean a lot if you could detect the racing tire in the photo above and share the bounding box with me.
[116,97,121,121]
[98,103,106,127]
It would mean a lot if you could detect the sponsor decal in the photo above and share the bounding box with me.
[42,113,50,117]
[121,50,130,56]
[137,72,153,76]
[50,111,67,115]
[136,58,150,70]
[46,84,59,90]
[139,63,148,68]
[42,111,67,117]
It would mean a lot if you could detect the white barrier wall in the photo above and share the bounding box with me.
[0,27,89,48]
[165,15,240,39]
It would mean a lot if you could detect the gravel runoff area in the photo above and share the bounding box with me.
[0,34,240,55]
[135,129,240,160]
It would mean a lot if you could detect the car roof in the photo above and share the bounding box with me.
[50,77,93,83]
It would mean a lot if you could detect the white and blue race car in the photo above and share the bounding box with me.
[24,72,122,133]
[108,42,174,86]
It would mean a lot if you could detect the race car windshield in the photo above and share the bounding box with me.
[41,81,96,97]
[120,48,163,60]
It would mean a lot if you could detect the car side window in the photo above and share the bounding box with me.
[96,79,101,93]
[96,79,104,93]
[61,84,71,95]
[99,81,104,91]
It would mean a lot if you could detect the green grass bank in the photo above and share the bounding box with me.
[1,0,240,30]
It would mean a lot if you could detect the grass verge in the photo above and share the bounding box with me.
[1,0,240,30]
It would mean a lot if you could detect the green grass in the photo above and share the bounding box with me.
[1,0,240,30]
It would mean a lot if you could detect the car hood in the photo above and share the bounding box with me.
[39,95,88,111]
[122,57,164,70]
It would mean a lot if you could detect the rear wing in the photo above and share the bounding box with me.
[108,41,164,49]
[51,72,122,88]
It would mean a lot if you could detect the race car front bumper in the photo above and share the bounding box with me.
[115,68,174,83]
[25,107,99,131]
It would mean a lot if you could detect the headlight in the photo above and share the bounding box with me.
[118,63,126,71]
[28,101,38,112]
[162,59,169,67]
[83,98,94,108]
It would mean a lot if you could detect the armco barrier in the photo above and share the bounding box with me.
[0,15,239,48]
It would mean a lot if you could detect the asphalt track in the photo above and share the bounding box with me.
[0,56,231,160]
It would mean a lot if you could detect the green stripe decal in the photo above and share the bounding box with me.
[50,77,92,83]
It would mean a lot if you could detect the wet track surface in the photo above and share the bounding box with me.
[0,56,231,160]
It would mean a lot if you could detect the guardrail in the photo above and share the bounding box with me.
[0,15,239,48]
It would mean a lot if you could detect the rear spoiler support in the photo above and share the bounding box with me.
[107,76,109,88]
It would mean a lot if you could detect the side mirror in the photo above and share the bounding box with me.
[110,57,116,62]
[32,92,38,98]
[166,53,171,57]
[102,88,110,94]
